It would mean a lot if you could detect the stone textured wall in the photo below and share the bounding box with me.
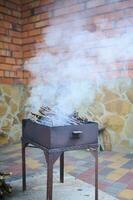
[0,84,28,145]
[1,78,133,153]
[78,78,133,153]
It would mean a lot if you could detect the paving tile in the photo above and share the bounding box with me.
[109,159,129,169]
[106,170,129,182]
[99,167,114,176]
[26,158,43,169]
[118,172,133,184]
[113,168,129,175]
[127,181,133,190]
[122,160,133,169]
[100,160,113,166]
[105,182,127,195]
[1,144,133,200]
[124,154,133,159]
[64,164,76,172]
[118,189,133,199]
[98,181,110,190]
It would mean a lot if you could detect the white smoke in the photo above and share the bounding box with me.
[24,4,133,125]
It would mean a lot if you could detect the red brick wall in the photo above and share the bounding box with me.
[22,0,133,79]
[0,0,133,84]
[0,0,29,84]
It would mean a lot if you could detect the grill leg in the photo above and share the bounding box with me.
[60,152,64,183]
[95,149,98,200]
[46,154,54,200]
[90,148,98,200]
[22,142,26,191]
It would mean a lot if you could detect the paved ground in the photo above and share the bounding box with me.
[6,173,118,200]
[0,143,133,200]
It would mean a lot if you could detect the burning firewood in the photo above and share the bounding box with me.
[30,106,93,126]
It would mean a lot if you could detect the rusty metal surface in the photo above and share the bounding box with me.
[22,119,98,149]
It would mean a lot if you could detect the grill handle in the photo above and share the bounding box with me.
[72,130,83,139]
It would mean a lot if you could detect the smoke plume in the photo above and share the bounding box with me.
[24,2,133,125]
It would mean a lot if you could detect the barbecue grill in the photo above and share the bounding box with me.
[22,118,99,200]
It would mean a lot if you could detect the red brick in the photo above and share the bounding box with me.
[4,15,21,24]
[41,26,49,34]
[21,0,31,4]
[23,37,35,44]
[0,70,4,77]
[16,70,23,78]
[5,57,16,64]
[22,31,28,38]
[22,18,29,25]
[40,12,49,20]
[23,70,30,78]
[4,70,10,77]
[12,24,21,32]
[23,23,34,31]
[34,35,43,43]
[0,56,7,64]
[125,7,133,18]
[124,70,133,78]
[0,64,12,70]
[0,21,12,29]
[22,10,31,18]
[0,42,4,48]
[87,4,115,17]
[9,71,16,77]
[86,0,105,9]
[13,78,25,84]
[30,15,41,23]
[5,1,18,10]
[0,50,11,56]
[0,27,7,34]
[127,61,133,69]
[12,10,21,18]
[22,44,35,51]
[23,50,35,58]
[3,43,9,49]
[0,77,14,84]
[35,20,49,28]
[0,6,11,15]
[53,3,85,17]
[9,44,21,51]
[7,0,21,6]
[13,51,23,58]
[0,35,11,43]
[16,58,23,65]
[22,0,40,11]
[9,30,21,38]
[22,78,29,84]
[104,10,124,22]
[12,65,21,70]
[114,0,133,11]
[0,13,4,20]
[29,28,41,36]
[40,0,54,6]
[12,38,22,44]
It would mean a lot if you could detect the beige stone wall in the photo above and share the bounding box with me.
[0,78,133,153]
[0,84,28,145]
[78,78,133,153]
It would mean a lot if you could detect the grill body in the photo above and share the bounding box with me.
[22,119,98,149]
[22,119,99,200]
